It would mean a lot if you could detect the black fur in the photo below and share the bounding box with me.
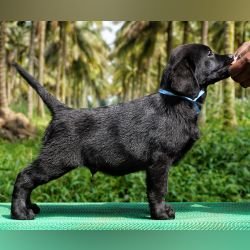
[11,44,233,220]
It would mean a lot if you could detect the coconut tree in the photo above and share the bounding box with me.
[37,21,46,117]
[210,21,226,53]
[4,22,29,105]
[235,21,248,99]
[0,21,35,140]
[0,21,7,109]
[199,21,209,124]
[208,21,226,119]
[166,21,173,62]
[45,21,109,108]
[57,21,67,103]
[27,21,36,118]
[222,21,237,128]
[201,21,208,45]
[182,21,189,44]
[68,22,109,107]
[114,21,165,99]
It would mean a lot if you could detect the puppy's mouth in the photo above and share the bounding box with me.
[224,54,235,66]
[211,55,234,74]
[204,62,232,86]
[211,64,229,75]
[213,56,234,74]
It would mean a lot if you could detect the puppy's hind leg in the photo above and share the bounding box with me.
[11,156,77,220]
[146,165,175,220]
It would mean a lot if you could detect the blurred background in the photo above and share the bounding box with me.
[0,21,249,203]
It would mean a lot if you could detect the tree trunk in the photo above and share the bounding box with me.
[183,21,189,44]
[37,21,46,117]
[6,67,12,104]
[235,21,247,99]
[0,21,7,109]
[82,81,88,108]
[241,22,247,99]
[199,21,209,125]
[222,21,237,128]
[130,56,136,100]
[61,22,67,103]
[0,22,36,140]
[157,54,162,86]
[27,21,36,118]
[55,23,61,100]
[56,22,67,103]
[122,74,127,101]
[201,21,209,45]
[166,21,173,63]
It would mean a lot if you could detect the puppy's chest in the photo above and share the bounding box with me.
[156,121,199,153]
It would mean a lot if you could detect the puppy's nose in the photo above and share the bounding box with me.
[227,54,234,64]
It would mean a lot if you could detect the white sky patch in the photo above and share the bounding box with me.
[101,21,124,48]
[101,21,124,86]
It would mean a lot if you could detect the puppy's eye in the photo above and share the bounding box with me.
[208,51,214,57]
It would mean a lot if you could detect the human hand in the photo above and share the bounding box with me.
[229,42,250,88]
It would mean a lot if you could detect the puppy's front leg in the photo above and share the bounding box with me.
[146,166,175,220]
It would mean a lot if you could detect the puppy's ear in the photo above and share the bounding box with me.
[169,58,200,97]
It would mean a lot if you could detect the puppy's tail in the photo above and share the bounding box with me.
[12,63,68,115]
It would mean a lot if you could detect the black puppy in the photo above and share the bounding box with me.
[11,44,233,220]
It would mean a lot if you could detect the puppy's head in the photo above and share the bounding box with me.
[161,44,233,98]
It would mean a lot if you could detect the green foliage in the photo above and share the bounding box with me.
[168,122,250,202]
[0,101,249,203]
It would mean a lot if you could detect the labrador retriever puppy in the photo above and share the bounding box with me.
[11,44,233,220]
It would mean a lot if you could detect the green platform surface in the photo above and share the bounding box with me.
[0,202,249,230]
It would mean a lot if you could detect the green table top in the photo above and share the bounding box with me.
[0,202,249,230]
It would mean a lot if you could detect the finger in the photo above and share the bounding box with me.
[229,59,248,76]
[231,66,250,83]
[235,42,250,58]
[229,53,250,76]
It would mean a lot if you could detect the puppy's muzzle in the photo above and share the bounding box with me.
[227,54,235,65]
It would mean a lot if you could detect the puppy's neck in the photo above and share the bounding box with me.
[158,88,207,116]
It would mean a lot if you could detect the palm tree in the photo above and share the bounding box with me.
[114,21,165,99]
[37,21,46,117]
[0,21,36,140]
[0,21,7,109]
[201,21,208,45]
[235,21,247,99]
[182,21,189,44]
[210,21,225,52]
[68,22,109,107]
[166,21,173,62]
[27,21,36,118]
[199,21,209,124]
[208,22,225,119]
[4,22,30,106]
[222,21,237,128]
[45,21,108,108]
[59,21,67,103]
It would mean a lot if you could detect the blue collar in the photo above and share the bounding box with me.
[158,88,205,114]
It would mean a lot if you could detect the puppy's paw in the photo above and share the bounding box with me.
[11,207,35,220]
[150,203,175,220]
[29,203,40,214]
[164,204,175,219]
